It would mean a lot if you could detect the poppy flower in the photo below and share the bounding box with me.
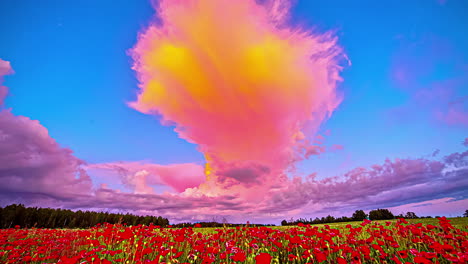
[231,251,246,262]
[255,253,272,264]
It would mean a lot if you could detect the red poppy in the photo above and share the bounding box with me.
[231,251,246,262]
[255,253,272,264]
[414,256,433,264]
[337,257,347,264]
[288,254,298,261]
[315,252,327,262]
[397,250,408,259]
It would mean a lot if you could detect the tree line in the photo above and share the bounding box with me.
[0,204,275,229]
[3,204,465,229]
[171,221,274,228]
[281,209,436,226]
[0,204,169,229]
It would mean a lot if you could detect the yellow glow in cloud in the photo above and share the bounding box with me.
[130,0,344,189]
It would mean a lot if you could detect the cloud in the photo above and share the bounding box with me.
[330,144,344,151]
[0,59,93,204]
[437,96,468,126]
[55,187,253,223]
[443,149,468,168]
[259,151,468,218]
[0,59,14,105]
[129,0,345,191]
[216,161,271,186]
[88,162,205,193]
[2,129,467,223]
[87,149,466,223]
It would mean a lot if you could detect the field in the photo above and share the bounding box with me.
[1,217,467,263]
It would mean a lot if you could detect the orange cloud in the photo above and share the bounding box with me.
[130,0,345,192]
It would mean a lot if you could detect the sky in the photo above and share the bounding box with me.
[0,0,467,224]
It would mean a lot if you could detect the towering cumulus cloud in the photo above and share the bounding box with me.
[130,0,344,193]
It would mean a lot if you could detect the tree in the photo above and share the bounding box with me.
[404,212,418,219]
[369,209,394,220]
[464,210,468,217]
[352,210,367,221]
[324,215,335,223]
[281,220,288,226]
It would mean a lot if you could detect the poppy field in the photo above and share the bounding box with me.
[1,217,467,264]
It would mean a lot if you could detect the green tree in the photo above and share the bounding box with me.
[352,210,367,221]
[324,215,335,223]
[0,204,170,229]
[369,209,394,220]
[404,212,418,219]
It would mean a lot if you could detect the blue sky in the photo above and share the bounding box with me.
[0,0,467,221]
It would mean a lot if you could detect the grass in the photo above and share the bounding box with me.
[194,217,468,234]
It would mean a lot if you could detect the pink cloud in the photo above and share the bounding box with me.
[436,96,468,126]
[0,59,13,77]
[3,138,467,223]
[330,144,344,151]
[304,145,325,158]
[315,134,325,141]
[129,0,345,193]
[89,162,205,193]
[263,151,468,219]
[0,59,14,105]
[53,147,468,223]
[215,161,271,187]
[0,111,93,198]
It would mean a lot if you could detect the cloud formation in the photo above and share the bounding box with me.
[0,59,92,205]
[439,96,468,126]
[129,0,345,190]
[266,154,467,216]
[88,162,205,193]
[7,150,466,223]
[0,59,14,105]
